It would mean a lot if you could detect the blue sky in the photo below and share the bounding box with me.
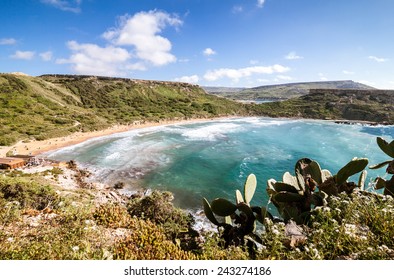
[1,0,394,88]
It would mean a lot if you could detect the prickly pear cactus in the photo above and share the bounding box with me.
[369,137,394,196]
[202,173,272,248]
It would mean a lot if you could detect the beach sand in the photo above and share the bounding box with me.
[0,118,219,157]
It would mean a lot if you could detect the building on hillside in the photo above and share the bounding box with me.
[0,157,26,169]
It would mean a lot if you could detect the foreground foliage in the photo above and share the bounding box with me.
[1,137,394,260]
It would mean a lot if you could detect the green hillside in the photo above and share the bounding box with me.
[0,74,248,145]
[251,88,394,124]
[205,80,375,101]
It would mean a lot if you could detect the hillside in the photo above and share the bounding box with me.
[204,80,374,101]
[0,74,248,146]
[251,88,394,124]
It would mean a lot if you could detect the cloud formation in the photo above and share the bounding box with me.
[0,38,17,45]
[41,0,82,13]
[11,51,35,60]
[285,51,303,60]
[58,10,182,76]
[174,75,199,84]
[40,51,53,61]
[257,0,265,8]
[57,41,132,76]
[103,10,182,66]
[203,48,216,56]
[204,64,290,82]
[368,55,388,63]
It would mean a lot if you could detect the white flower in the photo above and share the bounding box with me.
[72,246,79,252]
[272,229,280,235]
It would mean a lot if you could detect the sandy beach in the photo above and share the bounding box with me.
[0,118,219,158]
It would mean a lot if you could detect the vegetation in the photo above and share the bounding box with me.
[205,80,374,101]
[0,74,248,146]
[250,89,394,124]
[1,73,393,146]
[203,137,394,259]
[1,73,394,259]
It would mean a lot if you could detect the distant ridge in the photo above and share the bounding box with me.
[204,80,375,101]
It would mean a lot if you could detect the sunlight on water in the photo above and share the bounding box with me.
[45,117,394,210]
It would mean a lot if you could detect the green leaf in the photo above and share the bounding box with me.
[336,158,368,185]
[273,182,300,193]
[274,192,304,203]
[235,189,244,204]
[211,198,237,217]
[369,160,392,170]
[375,177,386,190]
[308,160,323,185]
[237,202,254,218]
[244,174,257,205]
[266,178,277,196]
[202,198,220,226]
[358,170,367,190]
[282,172,299,188]
[377,137,394,158]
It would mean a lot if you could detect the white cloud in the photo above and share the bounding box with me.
[11,50,35,60]
[249,60,259,65]
[257,0,265,8]
[203,48,216,56]
[0,38,17,45]
[342,70,355,75]
[40,51,53,61]
[285,51,303,60]
[368,55,388,63]
[276,75,294,81]
[103,10,182,66]
[204,64,290,82]
[56,41,132,76]
[174,75,199,84]
[41,0,82,13]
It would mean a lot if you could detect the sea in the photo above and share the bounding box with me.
[44,117,394,216]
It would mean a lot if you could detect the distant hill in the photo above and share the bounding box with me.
[204,80,375,101]
[251,88,394,124]
[0,74,248,146]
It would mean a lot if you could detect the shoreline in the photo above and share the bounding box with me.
[1,116,391,158]
[0,117,226,158]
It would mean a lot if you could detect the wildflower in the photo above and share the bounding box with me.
[272,229,280,235]
[379,245,389,251]
[72,246,79,252]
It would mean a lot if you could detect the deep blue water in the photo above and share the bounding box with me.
[45,117,394,211]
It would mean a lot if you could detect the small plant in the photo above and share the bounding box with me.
[266,157,367,224]
[266,158,328,224]
[203,174,272,251]
[370,137,394,196]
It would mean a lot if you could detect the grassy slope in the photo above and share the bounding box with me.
[207,80,375,100]
[250,89,394,124]
[0,74,248,145]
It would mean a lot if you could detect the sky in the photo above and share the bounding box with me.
[1,0,394,89]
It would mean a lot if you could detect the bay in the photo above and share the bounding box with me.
[45,117,394,211]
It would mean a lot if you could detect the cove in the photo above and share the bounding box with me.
[45,117,394,211]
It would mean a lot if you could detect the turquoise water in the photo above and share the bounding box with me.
[45,117,394,210]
